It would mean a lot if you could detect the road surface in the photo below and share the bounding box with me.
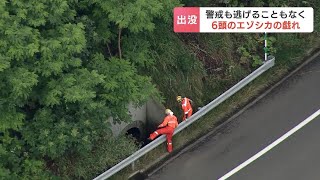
[147,57,320,180]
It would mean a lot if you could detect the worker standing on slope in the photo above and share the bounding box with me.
[148,109,178,153]
[176,96,193,121]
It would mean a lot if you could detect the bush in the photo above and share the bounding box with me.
[54,135,139,179]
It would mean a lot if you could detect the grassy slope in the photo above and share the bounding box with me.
[109,33,320,180]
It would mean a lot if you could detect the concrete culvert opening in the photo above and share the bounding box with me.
[126,127,141,142]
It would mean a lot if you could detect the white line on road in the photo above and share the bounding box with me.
[218,109,320,180]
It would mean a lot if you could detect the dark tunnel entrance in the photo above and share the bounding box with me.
[126,127,141,142]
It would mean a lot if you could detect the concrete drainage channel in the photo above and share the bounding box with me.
[128,172,146,180]
[128,143,197,180]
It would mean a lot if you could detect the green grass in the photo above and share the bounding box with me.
[107,34,320,180]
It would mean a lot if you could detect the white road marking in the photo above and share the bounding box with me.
[218,109,320,180]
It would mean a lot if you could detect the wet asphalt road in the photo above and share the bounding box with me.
[147,57,320,180]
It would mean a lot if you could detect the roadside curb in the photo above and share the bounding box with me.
[129,47,320,180]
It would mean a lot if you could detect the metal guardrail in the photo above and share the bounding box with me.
[94,56,275,180]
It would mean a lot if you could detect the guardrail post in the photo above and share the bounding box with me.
[131,162,135,171]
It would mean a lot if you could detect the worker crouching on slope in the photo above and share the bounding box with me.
[176,96,193,121]
[148,109,178,153]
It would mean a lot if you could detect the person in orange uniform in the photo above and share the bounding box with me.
[176,96,193,121]
[148,109,178,153]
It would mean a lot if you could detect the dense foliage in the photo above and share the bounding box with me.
[0,0,164,178]
[0,0,319,179]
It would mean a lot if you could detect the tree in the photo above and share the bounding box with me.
[89,0,181,59]
[0,0,157,177]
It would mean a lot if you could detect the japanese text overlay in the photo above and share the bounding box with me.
[174,7,313,33]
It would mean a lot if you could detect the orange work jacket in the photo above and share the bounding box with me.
[181,97,192,115]
[159,114,178,128]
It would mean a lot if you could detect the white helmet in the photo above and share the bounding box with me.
[165,109,173,115]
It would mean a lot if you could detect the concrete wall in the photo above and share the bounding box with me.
[146,99,166,133]
[110,99,165,138]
